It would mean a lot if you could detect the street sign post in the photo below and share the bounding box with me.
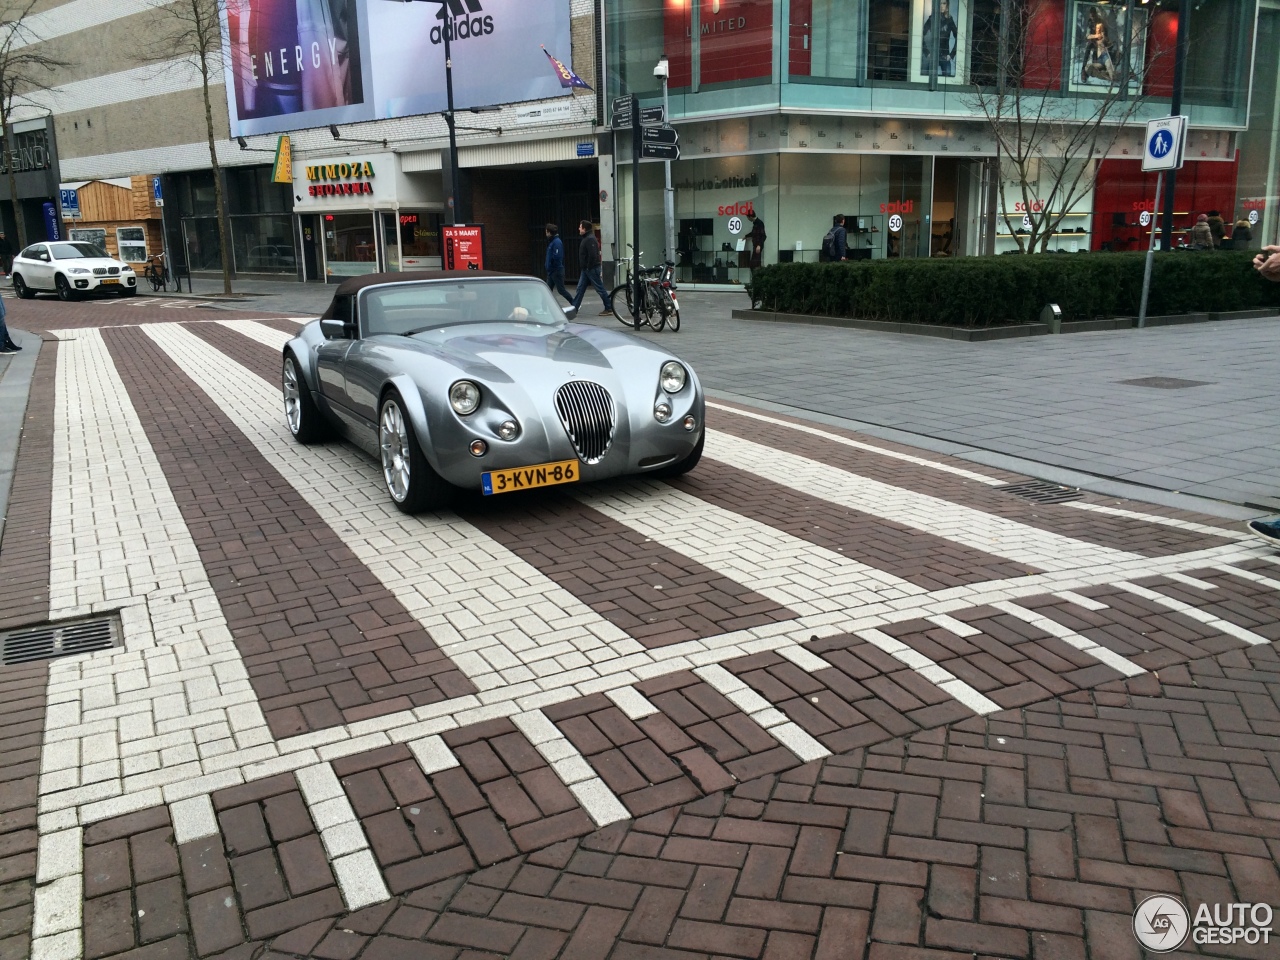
[59,188,80,219]
[641,143,680,161]
[610,95,634,131]
[1138,116,1188,329]
[641,127,678,145]
[639,105,665,126]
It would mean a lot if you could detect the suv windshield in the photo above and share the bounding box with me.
[361,280,567,337]
[50,242,108,259]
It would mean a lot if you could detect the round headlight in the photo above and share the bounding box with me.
[497,420,519,441]
[654,401,672,423]
[660,361,687,394]
[449,380,481,415]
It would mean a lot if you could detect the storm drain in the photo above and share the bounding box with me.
[1118,377,1212,390]
[998,480,1084,505]
[1,614,121,666]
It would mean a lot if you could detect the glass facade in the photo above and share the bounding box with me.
[168,165,300,275]
[605,0,1271,277]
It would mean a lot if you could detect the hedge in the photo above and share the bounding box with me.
[743,252,1280,328]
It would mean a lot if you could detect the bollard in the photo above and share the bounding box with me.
[1041,303,1062,335]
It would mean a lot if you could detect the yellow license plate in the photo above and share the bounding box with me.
[100,278,119,284]
[482,459,579,495]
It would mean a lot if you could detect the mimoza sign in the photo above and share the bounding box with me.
[306,160,376,197]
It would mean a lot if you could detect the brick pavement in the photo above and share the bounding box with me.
[2,306,1279,959]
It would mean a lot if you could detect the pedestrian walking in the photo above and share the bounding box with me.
[1232,218,1253,248]
[0,289,21,354]
[0,232,12,275]
[571,220,611,315]
[544,223,572,302]
[820,214,848,262]
[748,215,766,269]
[1206,210,1226,248]
[1190,214,1214,250]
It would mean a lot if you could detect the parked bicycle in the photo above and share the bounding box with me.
[610,251,680,332]
[143,253,169,293]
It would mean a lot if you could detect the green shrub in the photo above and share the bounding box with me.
[743,252,1280,328]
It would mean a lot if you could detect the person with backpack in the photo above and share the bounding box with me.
[820,214,848,262]
[544,223,571,302]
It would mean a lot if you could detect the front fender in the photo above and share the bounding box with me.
[382,373,438,467]
[285,323,325,394]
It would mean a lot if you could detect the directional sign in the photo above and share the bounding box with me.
[611,95,635,130]
[1142,115,1187,172]
[641,143,680,161]
[641,127,678,145]
[639,105,666,126]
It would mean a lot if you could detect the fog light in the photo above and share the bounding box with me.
[469,439,487,457]
[683,416,697,431]
[654,402,672,423]
[75,280,89,288]
[497,420,519,441]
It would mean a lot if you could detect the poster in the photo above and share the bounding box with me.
[442,224,485,271]
[1070,1,1148,92]
[912,0,968,85]
[222,0,573,137]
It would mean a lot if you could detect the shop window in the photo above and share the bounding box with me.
[116,226,147,262]
[232,215,296,273]
[69,227,107,252]
[868,0,911,82]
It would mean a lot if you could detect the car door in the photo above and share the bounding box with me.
[21,245,52,288]
[316,293,357,419]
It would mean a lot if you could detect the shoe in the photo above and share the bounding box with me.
[599,309,612,316]
[1247,518,1280,543]
[5,340,20,351]
[0,346,15,355]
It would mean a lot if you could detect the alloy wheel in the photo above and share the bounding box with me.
[380,400,411,503]
[283,358,303,435]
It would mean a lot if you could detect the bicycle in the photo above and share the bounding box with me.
[143,253,169,293]
[610,251,678,331]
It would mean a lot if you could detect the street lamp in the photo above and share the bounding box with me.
[654,55,675,263]
[430,1,463,224]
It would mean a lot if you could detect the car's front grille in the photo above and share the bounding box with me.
[93,267,106,276]
[554,381,615,464]
[108,266,120,276]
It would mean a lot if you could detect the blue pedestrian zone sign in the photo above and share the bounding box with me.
[1142,116,1186,172]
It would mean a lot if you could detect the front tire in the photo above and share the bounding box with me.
[282,352,329,444]
[379,390,451,513]
[55,275,77,302]
[11,274,33,299]
[653,429,705,478]
[610,283,635,326]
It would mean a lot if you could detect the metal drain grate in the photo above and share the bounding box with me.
[998,480,1084,504]
[1,614,121,666]
[1118,377,1212,390]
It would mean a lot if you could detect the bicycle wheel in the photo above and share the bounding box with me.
[147,267,163,292]
[611,283,636,326]
[663,292,681,332]
[648,284,667,332]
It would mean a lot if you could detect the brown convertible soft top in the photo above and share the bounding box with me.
[319,270,524,319]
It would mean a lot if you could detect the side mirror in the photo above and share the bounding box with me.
[562,305,578,320]
[320,318,350,340]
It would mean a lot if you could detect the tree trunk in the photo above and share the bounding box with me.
[201,62,232,295]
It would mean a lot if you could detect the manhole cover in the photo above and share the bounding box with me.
[1118,377,1212,389]
[998,480,1083,504]
[1,614,121,665]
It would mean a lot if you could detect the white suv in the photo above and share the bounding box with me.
[11,241,138,301]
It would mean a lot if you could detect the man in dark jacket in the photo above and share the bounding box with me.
[544,223,571,302]
[831,214,848,261]
[0,232,12,275]
[571,220,611,315]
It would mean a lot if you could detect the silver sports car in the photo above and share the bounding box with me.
[282,272,705,512]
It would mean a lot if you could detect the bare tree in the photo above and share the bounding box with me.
[140,0,234,294]
[968,1,1165,254]
[0,0,66,249]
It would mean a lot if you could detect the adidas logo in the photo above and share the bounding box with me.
[430,0,494,44]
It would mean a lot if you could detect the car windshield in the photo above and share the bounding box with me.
[361,280,567,337]
[49,242,108,259]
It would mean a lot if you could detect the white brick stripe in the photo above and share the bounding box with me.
[1054,591,1109,611]
[704,431,1142,572]
[169,795,219,844]
[694,665,831,763]
[1116,582,1270,646]
[777,645,831,673]
[605,686,659,720]
[1163,572,1218,591]
[1063,500,1251,541]
[927,614,981,638]
[991,601,1145,678]
[705,401,1004,485]
[1215,564,1280,593]
[858,628,1001,716]
[511,711,629,827]
[295,763,390,910]
[408,736,461,774]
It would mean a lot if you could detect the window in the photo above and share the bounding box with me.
[117,227,148,262]
[70,228,107,249]
[19,245,42,259]
[50,242,106,259]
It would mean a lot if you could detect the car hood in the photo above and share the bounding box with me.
[52,258,128,270]
[397,321,677,385]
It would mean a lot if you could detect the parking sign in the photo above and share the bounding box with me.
[1142,116,1187,172]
